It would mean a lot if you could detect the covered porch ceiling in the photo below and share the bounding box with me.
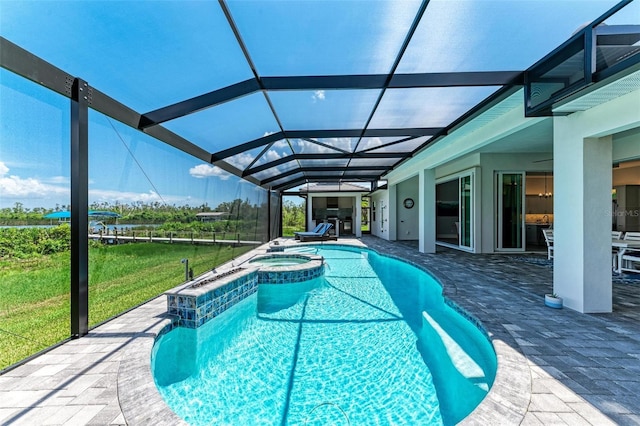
[1,0,638,192]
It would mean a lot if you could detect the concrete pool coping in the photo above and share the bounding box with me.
[3,236,637,424]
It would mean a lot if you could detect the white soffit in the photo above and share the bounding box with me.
[445,89,524,141]
[553,70,640,113]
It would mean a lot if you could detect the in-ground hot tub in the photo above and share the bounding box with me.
[165,253,326,328]
[249,253,325,284]
[250,255,309,267]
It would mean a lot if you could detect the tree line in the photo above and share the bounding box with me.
[0,199,306,259]
[0,199,266,225]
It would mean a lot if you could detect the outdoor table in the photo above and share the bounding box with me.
[612,239,640,274]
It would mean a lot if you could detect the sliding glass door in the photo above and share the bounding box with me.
[460,175,472,249]
[436,171,474,251]
[496,172,525,251]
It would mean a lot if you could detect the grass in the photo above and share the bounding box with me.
[0,242,255,371]
[282,225,299,237]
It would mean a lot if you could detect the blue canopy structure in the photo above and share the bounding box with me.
[88,211,121,218]
[44,211,120,219]
[43,211,71,219]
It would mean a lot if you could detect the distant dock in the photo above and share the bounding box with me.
[89,230,262,246]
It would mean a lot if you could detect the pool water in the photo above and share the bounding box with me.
[249,256,310,267]
[153,246,496,425]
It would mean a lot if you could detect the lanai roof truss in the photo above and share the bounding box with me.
[2,0,637,192]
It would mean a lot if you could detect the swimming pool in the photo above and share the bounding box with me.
[152,245,496,425]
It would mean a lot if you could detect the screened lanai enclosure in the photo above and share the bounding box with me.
[1,0,638,369]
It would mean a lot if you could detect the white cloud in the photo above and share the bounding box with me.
[262,149,283,163]
[0,161,68,199]
[355,137,385,152]
[227,152,255,169]
[317,137,356,152]
[46,176,70,184]
[189,164,231,180]
[312,90,326,102]
[89,189,170,204]
[253,140,294,167]
[292,139,335,154]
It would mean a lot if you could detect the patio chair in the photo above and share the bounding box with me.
[620,232,640,274]
[542,228,554,260]
[298,223,336,242]
[612,231,623,271]
[294,223,324,240]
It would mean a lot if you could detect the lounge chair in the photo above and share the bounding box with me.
[294,223,325,240]
[299,223,336,242]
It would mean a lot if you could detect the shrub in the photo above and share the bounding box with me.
[0,225,71,259]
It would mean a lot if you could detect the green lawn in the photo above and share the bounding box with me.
[282,225,299,237]
[0,242,255,370]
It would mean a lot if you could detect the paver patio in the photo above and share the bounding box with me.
[1,236,639,425]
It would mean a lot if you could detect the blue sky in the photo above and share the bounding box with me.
[0,0,634,210]
[0,68,266,210]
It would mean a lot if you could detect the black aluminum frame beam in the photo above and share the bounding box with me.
[138,72,524,128]
[1,37,74,97]
[300,137,352,155]
[138,78,259,128]
[272,176,380,191]
[267,189,271,241]
[218,0,301,177]
[521,0,634,118]
[1,37,261,187]
[212,132,285,162]
[212,128,442,161]
[389,71,523,88]
[356,135,420,154]
[260,166,390,185]
[70,78,89,338]
[243,152,409,177]
[347,0,430,171]
[383,84,523,176]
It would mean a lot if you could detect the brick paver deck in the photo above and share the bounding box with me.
[1,236,639,425]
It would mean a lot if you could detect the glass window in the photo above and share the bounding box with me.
[370,87,500,128]
[88,109,268,329]
[251,140,296,167]
[366,136,430,153]
[304,171,342,177]
[0,1,254,112]
[227,0,421,75]
[250,161,300,181]
[0,69,71,369]
[268,172,305,189]
[595,2,640,74]
[290,139,343,155]
[342,170,382,177]
[348,158,399,167]
[315,137,360,153]
[163,93,280,154]
[226,147,266,171]
[355,137,407,152]
[398,0,620,73]
[269,90,381,130]
[298,159,350,168]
